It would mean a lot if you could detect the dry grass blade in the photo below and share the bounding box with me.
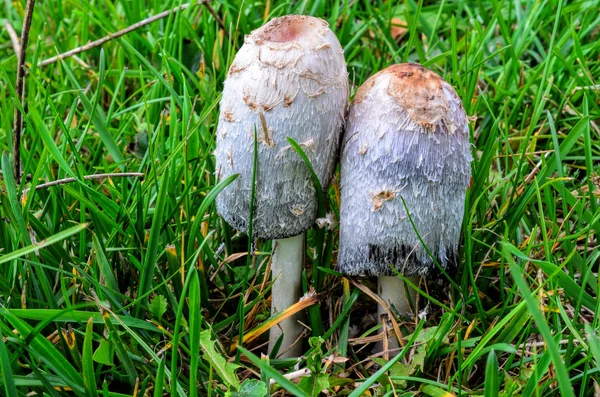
[3,19,20,54]
[351,280,407,347]
[229,291,319,352]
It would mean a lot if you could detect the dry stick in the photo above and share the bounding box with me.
[13,0,36,181]
[3,19,21,54]
[21,172,144,196]
[203,2,229,37]
[269,368,311,385]
[38,1,211,68]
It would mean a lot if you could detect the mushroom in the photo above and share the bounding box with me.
[338,63,472,349]
[214,15,348,358]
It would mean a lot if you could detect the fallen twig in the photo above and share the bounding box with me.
[3,19,21,54]
[269,368,311,385]
[203,2,229,37]
[38,1,210,67]
[21,172,144,196]
[13,0,36,180]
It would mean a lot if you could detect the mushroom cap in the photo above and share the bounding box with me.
[338,63,473,277]
[215,15,348,239]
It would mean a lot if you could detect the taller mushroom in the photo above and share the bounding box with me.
[215,15,348,358]
[339,63,472,349]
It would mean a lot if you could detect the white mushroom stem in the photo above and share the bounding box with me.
[377,275,419,350]
[269,234,305,358]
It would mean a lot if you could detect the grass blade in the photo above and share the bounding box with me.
[0,329,17,397]
[0,223,88,266]
[154,358,167,397]
[83,318,99,397]
[137,167,170,314]
[484,350,499,397]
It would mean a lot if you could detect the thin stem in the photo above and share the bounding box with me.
[203,2,229,38]
[13,0,36,181]
[21,172,144,196]
[38,1,209,67]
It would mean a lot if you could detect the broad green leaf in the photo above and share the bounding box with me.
[298,374,330,397]
[420,384,456,397]
[225,379,268,397]
[372,358,412,389]
[200,330,240,390]
[92,339,114,366]
[149,295,168,321]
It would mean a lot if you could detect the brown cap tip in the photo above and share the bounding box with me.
[254,15,328,43]
[354,63,461,130]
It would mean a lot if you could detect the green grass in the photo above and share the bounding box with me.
[1,0,600,395]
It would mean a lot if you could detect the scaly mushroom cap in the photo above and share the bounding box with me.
[338,63,472,276]
[215,15,348,239]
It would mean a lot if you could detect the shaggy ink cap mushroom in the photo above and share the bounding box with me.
[215,15,348,239]
[338,63,473,277]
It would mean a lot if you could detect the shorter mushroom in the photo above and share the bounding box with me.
[338,63,472,349]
